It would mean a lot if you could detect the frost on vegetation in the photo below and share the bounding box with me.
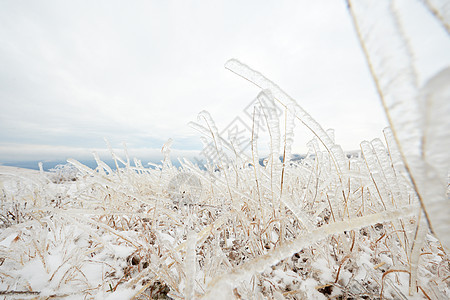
[0,1,449,299]
[48,164,79,184]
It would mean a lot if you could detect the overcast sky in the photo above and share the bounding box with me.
[1,0,449,165]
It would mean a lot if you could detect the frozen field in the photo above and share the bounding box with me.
[1,1,449,299]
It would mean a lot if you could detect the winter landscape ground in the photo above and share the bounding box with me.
[1,1,449,299]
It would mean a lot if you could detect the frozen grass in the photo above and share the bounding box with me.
[0,1,449,299]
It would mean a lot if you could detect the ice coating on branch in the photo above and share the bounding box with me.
[227,120,245,161]
[257,90,282,204]
[326,129,335,144]
[104,138,122,176]
[225,59,346,176]
[197,111,221,142]
[203,205,419,298]
[251,104,261,164]
[383,127,408,183]
[93,151,112,175]
[197,110,228,165]
[280,195,313,231]
[330,144,347,175]
[349,0,421,158]
[418,67,450,183]
[257,90,281,162]
[189,120,214,138]
[283,102,296,162]
[349,0,449,249]
[409,216,428,295]
[416,67,450,249]
[250,104,264,219]
[360,141,389,210]
[123,142,131,168]
[371,138,403,207]
[161,138,173,167]
[184,230,197,299]
[420,0,450,34]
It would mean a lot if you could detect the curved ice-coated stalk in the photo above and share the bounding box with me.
[194,111,235,203]
[351,0,449,248]
[326,129,335,144]
[251,105,261,164]
[360,141,389,210]
[104,138,122,179]
[348,1,421,158]
[190,114,235,163]
[123,142,131,169]
[283,102,296,162]
[188,120,214,138]
[202,204,419,299]
[67,158,112,186]
[347,0,438,235]
[330,144,347,176]
[250,104,263,221]
[383,127,411,208]
[197,110,228,165]
[184,230,197,300]
[408,216,427,295]
[306,136,320,157]
[371,138,412,252]
[225,59,346,176]
[92,151,111,175]
[419,67,450,182]
[420,0,450,35]
[257,90,282,206]
[416,67,450,250]
[383,127,403,170]
[281,195,313,232]
[227,119,248,163]
[133,158,144,170]
[258,90,281,163]
[371,138,403,208]
[161,138,173,167]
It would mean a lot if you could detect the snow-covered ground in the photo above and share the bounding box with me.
[0,139,448,299]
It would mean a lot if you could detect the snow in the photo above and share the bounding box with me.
[103,288,136,300]
[0,233,17,248]
[300,278,326,300]
[20,259,48,289]
[0,146,447,300]
[110,244,135,259]
[312,258,334,282]
[1,101,448,299]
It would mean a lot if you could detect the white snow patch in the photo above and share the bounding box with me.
[111,244,135,259]
[0,233,17,248]
[312,258,334,282]
[300,278,326,300]
[18,258,50,290]
[103,288,136,300]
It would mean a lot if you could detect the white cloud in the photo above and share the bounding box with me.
[0,0,449,163]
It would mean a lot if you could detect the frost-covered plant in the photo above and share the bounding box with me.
[48,163,79,183]
[0,0,449,299]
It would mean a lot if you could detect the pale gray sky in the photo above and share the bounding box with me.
[0,0,449,164]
